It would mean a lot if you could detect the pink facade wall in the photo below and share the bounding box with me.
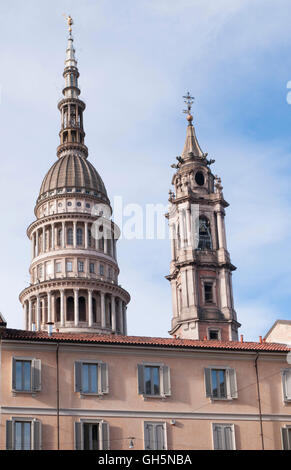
[1,340,290,450]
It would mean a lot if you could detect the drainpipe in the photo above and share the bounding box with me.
[56,343,60,450]
[254,352,264,450]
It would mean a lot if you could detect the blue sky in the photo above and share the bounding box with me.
[1,0,291,341]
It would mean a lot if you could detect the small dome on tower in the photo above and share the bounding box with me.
[38,154,108,200]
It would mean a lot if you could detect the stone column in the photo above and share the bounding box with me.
[101,292,106,328]
[31,233,35,260]
[88,289,93,327]
[104,229,108,254]
[186,207,192,247]
[74,288,79,327]
[84,222,88,249]
[36,295,41,331]
[24,302,28,330]
[123,303,127,335]
[47,291,52,323]
[119,298,124,334]
[216,210,227,250]
[62,221,66,248]
[42,226,46,252]
[60,289,65,327]
[73,221,77,248]
[36,230,39,256]
[28,298,32,331]
[51,223,55,250]
[178,208,186,248]
[111,295,116,333]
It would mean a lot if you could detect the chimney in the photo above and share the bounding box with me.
[240,334,244,343]
[46,322,54,337]
[259,336,263,344]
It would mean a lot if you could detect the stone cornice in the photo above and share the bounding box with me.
[19,278,130,303]
[27,212,105,237]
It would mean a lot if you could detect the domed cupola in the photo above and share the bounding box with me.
[19,16,130,336]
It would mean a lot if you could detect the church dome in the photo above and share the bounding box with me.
[38,154,108,199]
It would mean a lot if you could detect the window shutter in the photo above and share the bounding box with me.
[138,364,145,394]
[6,420,13,450]
[227,368,238,399]
[100,363,109,395]
[156,424,166,450]
[101,421,110,450]
[283,369,291,401]
[144,423,154,450]
[74,361,82,393]
[33,419,42,450]
[75,422,82,450]
[281,427,291,450]
[32,359,41,392]
[12,358,16,391]
[204,368,212,397]
[162,366,171,397]
[213,425,221,450]
[224,425,234,450]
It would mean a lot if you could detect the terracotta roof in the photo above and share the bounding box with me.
[0,328,290,353]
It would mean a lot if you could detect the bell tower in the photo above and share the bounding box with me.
[166,93,240,341]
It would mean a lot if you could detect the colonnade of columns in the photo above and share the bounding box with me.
[23,288,127,335]
[31,220,116,259]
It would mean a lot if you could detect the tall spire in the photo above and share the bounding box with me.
[181,92,204,159]
[57,16,88,159]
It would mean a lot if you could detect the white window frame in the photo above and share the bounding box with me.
[212,423,236,450]
[143,421,167,450]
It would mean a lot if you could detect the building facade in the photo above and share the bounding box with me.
[0,19,291,451]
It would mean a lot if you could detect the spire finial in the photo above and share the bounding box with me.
[183,92,194,124]
[65,14,73,36]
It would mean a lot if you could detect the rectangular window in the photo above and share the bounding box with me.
[74,361,108,395]
[15,421,31,450]
[204,283,213,303]
[12,358,41,393]
[138,363,171,398]
[82,363,98,394]
[75,421,109,450]
[89,262,95,274]
[78,261,84,272]
[145,366,160,396]
[83,423,100,450]
[66,261,73,272]
[6,419,41,450]
[55,262,61,273]
[212,424,235,450]
[99,264,104,276]
[282,427,291,450]
[15,360,31,391]
[208,329,220,340]
[205,367,237,400]
[282,369,291,402]
[144,422,167,450]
